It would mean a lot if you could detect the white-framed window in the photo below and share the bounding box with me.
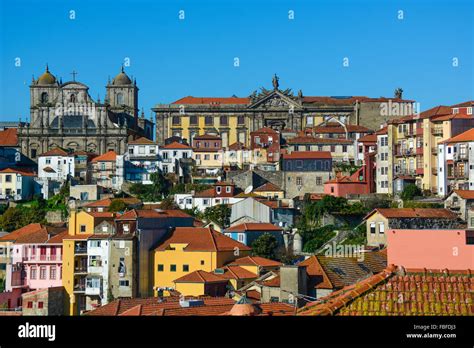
[123,224,130,233]
[90,240,100,248]
[226,186,231,193]
[378,222,385,234]
[216,186,222,194]
[370,222,376,234]
[203,199,209,206]
[119,280,129,287]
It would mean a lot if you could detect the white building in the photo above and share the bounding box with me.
[437,128,474,197]
[375,127,390,194]
[117,137,159,187]
[0,167,36,201]
[37,147,75,198]
[174,182,244,212]
[85,237,111,310]
[158,141,193,177]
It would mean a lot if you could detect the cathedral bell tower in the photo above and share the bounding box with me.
[106,66,139,126]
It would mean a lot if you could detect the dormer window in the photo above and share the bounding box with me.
[216,186,222,194]
[453,108,459,114]
[226,186,231,193]
[116,93,124,105]
[70,94,76,103]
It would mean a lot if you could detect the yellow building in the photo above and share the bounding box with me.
[152,227,251,294]
[227,256,282,277]
[253,182,285,199]
[386,105,474,194]
[63,210,115,315]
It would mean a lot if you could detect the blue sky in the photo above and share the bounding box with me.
[0,0,472,122]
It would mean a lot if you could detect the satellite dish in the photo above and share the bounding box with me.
[244,185,253,194]
[217,176,222,181]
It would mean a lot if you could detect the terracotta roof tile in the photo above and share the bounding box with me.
[254,182,283,192]
[453,190,474,200]
[228,142,248,150]
[90,150,117,163]
[155,227,251,252]
[282,151,332,160]
[230,256,282,267]
[444,128,474,144]
[128,137,156,145]
[0,223,46,243]
[0,128,18,146]
[219,265,258,280]
[288,136,353,145]
[172,96,249,105]
[39,147,70,157]
[358,133,377,143]
[367,208,458,219]
[0,167,36,176]
[174,270,228,283]
[161,141,191,149]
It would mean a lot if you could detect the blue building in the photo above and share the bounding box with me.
[224,222,284,247]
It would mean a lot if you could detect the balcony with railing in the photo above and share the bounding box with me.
[394,145,415,157]
[431,127,443,136]
[23,254,62,262]
[454,152,468,161]
[74,243,87,255]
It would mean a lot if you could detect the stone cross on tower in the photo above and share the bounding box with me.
[70,70,78,81]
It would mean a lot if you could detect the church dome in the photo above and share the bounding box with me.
[37,65,56,85]
[113,67,132,85]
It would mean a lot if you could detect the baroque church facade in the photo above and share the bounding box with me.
[153,75,414,146]
[18,66,154,160]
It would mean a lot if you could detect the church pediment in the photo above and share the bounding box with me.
[247,90,302,110]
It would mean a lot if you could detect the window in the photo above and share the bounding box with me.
[50,266,56,280]
[186,198,192,204]
[5,175,11,183]
[216,186,222,194]
[190,116,198,125]
[157,264,164,272]
[238,115,245,125]
[27,301,33,309]
[38,301,44,309]
[170,265,176,272]
[90,240,100,248]
[150,147,156,154]
[39,266,47,279]
[226,186,231,193]
[31,149,37,159]
[203,199,209,206]
[196,154,201,160]
[238,233,245,243]
[342,145,348,152]
[204,154,210,160]
[316,177,322,186]
[129,148,134,155]
[378,222,385,234]
[370,222,376,234]
[466,231,474,245]
[119,280,130,287]
[118,257,126,274]
[296,177,303,186]
[183,265,189,272]
[123,224,130,233]
[70,94,76,103]
[330,145,336,152]
[30,266,37,280]
[205,116,213,126]
[41,92,48,103]
[220,116,228,126]
[172,116,180,125]
[80,225,86,233]
[116,93,124,104]
[139,146,145,154]
[102,225,108,233]
[200,260,205,265]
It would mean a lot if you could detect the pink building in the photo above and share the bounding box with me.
[387,229,474,270]
[1,224,66,309]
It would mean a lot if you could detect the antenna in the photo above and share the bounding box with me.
[244,185,253,194]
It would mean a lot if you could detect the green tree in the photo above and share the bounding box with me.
[0,207,24,231]
[202,204,231,228]
[300,225,337,253]
[251,233,279,259]
[129,171,171,201]
[109,199,127,212]
[400,184,422,201]
[159,196,178,210]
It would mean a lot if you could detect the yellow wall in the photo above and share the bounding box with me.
[193,151,223,168]
[366,213,389,247]
[174,282,206,297]
[0,173,19,196]
[169,115,250,146]
[62,239,76,315]
[255,190,284,199]
[153,247,251,291]
[68,211,95,236]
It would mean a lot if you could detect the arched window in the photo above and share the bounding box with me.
[41,92,48,103]
[70,94,76,103]
[116,93,124,105]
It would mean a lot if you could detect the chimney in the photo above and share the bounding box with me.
[279,265,308,308]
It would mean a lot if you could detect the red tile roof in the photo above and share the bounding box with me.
[375,126,388,135]
[172,96,249,105]
[288,136,353,145]
[0,128,18,146]
[174,270,228,284]
[453,190,474,200]
[161,141,191,149]
[444,128,474,144]
[115,209,191,221]
[254,182,283,192]
[226,223,282,232]
[0,167,36,176]
[366,208,458,219]
[193,134,222,140]
[282,151,332,160]
[90,150,117,162]
[260,275,281,287]
[230,256,282,267]
[219,265,258,280]
[228,142,248,150]
[193,188,217,198]
[298,265,474,316]
[155,227,251,252]
[128,137,156,145]
[0,223,67,244]
[357,133,377,143]
[39,147,69,157]
[46,230,69,244]
[312,123,372,134]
